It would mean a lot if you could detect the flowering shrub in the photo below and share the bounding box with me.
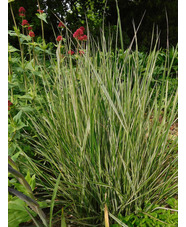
[17,6,87,55]
[56,35,63,42]
[18,7,36,36]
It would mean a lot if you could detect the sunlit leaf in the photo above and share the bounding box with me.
[8,0,15,3]
[8,45,20,52]
[36,13,48,24]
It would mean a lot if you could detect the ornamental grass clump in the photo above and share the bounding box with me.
[8,1,178,225]
[23,24,177,225]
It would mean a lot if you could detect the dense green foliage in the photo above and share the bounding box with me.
[111,198,178,226]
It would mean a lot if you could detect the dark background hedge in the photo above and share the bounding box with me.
[8,0,178,51]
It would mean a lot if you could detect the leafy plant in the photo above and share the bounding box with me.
[8,157,68,226]
[8,197,37,227]
[8,157,48,226]
[110,198,178,226]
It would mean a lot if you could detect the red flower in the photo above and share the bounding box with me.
[37,9,44,14]
[19,7,26,17]
[19,13,25,17]
[28,26,32,31]
[68,50,75,55]
[19,7,26,13]
[79,50,85,55]
[78,36,84,41]
[58,21,65,28]
[82,35,87,41]
[8,100,13,110]
[79,26,85,32]
[73,28,83,39]
[29,31,35,37]
[78,35,87,41]
[56,35,63,42]
[22,20,29,26]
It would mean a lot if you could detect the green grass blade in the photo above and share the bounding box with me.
[61,208,67,227]
[24,206,41,227]
[49,173,61,227]
[109,212,128,227]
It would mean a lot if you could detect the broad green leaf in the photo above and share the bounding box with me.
[11,151,21,163]
[8,125,14,134]
[19,34,32,42]
[36,13,48,23]
[8,143,17,156]
[18,106,34,112]
[8,81,19,89]
[13,110,23,122]
[15,121,26,131]
[38,201,49,209]
[25,42,39,46]
[8,45,20,52]
[25,59,35,71]
[9,186,48,227]
[25,170,36,191]
[8,198,36,227]
[18,94,33,100]
[8,30,17,37]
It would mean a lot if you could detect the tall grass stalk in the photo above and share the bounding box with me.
[22,21,178,226]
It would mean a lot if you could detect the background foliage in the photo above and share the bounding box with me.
[8,0,178,51]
